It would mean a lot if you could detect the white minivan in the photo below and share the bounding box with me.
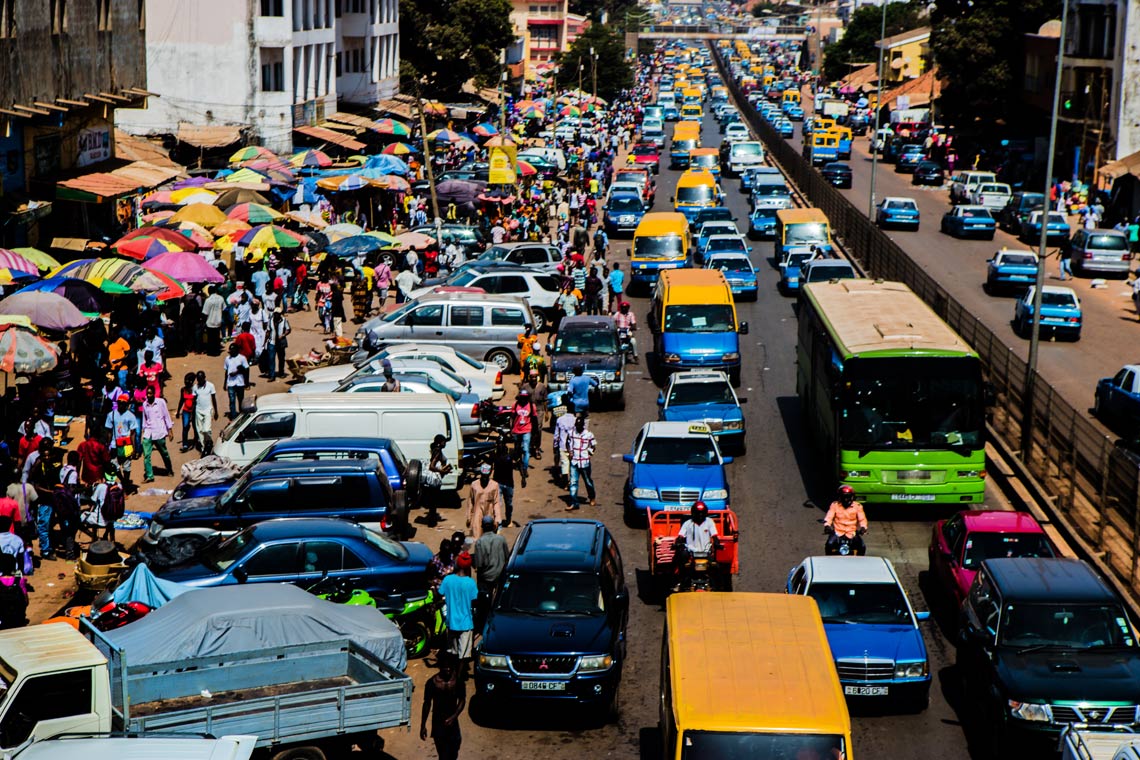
[213,393,464,489]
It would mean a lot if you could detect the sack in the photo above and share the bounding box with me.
[423,469,443,489]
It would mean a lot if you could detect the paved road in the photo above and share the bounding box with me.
[381,110,1003,760]
[783,98,1138,414]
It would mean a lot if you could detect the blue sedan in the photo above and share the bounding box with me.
[603,193,647,236]
[622,421,732,523]
[875,197,920,230]
[748,206,781,240]
[777,119,795,138]
[1013,285,1081,341]
[657,370,746,455]
[154,518,435,608]
[1019,210,1071,244]
[940,206,996,240]
[784,103,804,121]
[706,251,758,301]
[985,250,1039,293]
[695,221,740,255]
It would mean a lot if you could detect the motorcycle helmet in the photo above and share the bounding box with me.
[837,485,856,506]
[619,301,631,312]
[691,500,709,521]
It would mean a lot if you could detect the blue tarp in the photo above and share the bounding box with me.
[111,564,189,608]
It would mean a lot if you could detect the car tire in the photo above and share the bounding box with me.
[729,367,742,388]
[270,747,327,760]
[485,348,516,373]
[530,309,548,333]
[603,680,621,725]
[403,458,423,507]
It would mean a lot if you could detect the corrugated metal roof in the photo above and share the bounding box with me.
[176,124,243,149]
[327,111,376,129]
[293,126,366,151]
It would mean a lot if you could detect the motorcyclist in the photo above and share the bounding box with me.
[611,301,638,363]
[823,485,868,555]
[672,501,718,591]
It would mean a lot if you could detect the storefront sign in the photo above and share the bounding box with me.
[77,127,112,167]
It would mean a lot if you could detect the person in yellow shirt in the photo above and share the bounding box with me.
[108,333,131,372]
[516,325,539,380]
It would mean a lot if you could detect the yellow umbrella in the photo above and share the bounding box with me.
[11,247,60,271]
[169,203,228,229]
[170,187,217,204]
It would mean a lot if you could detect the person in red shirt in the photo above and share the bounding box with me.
[138,350,164,399]
[0,494,20,533]
[16,418,41,467]
[233,321,256,361]
[77,428,111,486]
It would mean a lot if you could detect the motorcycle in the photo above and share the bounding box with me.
[478,399,515,432]
[673,536,732,593]
[824,527,867,556]
[618,327,637,364]
[88,600,152,631]
[308,574,444,658]
[459,439,499,485]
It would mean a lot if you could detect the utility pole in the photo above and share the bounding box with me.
[867,0,887,218]
[1022,0,1070,457]
[498,48,507,139]
[591,46,598,103]
[416,94,442,242]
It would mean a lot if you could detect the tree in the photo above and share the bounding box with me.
[821,1,923,84]
[930,0,1060,131]
[399,0,515,99]
[554,23,632,103]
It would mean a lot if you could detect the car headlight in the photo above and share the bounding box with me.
[578,655,613,672]
[478,654,509,671]
[664,353,681,364]
[722,352,740,362]
[1008,700,1050,722]
[631,487,658,499]
[895,661,928,679]
[148,521,164,538]
[723,419,743,431]
[603,371,615,381]
[554,372,566,382]
[703,488,729,500]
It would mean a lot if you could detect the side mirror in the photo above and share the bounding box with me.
[722,456,733,464]
[232,567,248,583]
[738,321,749,335]
[915,611,931,622]
[657,393,665,406]
[622,454,635,463]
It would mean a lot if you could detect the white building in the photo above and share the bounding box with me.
[117,0,399,155]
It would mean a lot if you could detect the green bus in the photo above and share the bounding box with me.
[796,279,986,504]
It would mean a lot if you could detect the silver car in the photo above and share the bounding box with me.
[1071,228,1132,277]
[312,373,482,438]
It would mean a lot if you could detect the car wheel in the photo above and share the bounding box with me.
[485,348,515,373]
[530,310,548,333]
[603,680,621,724]
[984,232,995,241]
[403,458,423,507]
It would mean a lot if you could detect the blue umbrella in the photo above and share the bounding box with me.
[327,234,396,258]
[362,154,410,176]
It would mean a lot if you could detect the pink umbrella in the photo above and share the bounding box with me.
[142,251,224,284]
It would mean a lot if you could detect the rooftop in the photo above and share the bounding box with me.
[808,555,899,584]
[984,558,1116,603]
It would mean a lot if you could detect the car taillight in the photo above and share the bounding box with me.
[1124,254,1133,261]
[1068,317,1080,323]
[495,370,502,384]
[1085,252,1094,259]
[472,403,480,419]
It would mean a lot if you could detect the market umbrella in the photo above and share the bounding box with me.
[373,119,411,137]
[283,209,328,229]
[11,248,59,272]
[376,175,411,192]
[422,101,447,117]
[315,174,371,192]
[169,222,214,249]
[435,179,482,204]
[381,142,416,156]
[0,270,37,286]
[211,218,252,238]
[173,176,212,190]
[17,277,109,314]
[141,210,176,224]
[213,188,270,208]
[472,123,498,137]
[143,252,223,284]
[169,203,228,229]
[324,222,364,241]
[484,135,516,148]
[427,128,463,143]
[141,190,175,208]
[396,231,435,249]
[515,159,537,177]
[224,167,272,184]
[326,234,396,258]
[365,230,401,246]
[559,105,581,117]
[229,145,278,163]
[116,226,197,249]
[0,324,58,374]
[170,187,217,205]
[0,291,92,331]
[226,202,283,224]
[148,269,188,302]
[0,250,41,276]
[290,149,333,168]
[112,235,189,261]
[238,224,306,254]
[49,258,167,294]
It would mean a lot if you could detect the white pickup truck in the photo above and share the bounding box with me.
[1062,727,1140,760]
[15,735,256,760]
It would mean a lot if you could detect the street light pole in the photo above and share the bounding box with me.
[867,0,887,218]
[1021,0,1070,457]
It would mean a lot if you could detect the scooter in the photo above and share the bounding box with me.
[824,527,867,556]
[89,600,152,631]
[308,574,444,658]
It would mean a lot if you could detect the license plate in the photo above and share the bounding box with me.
[521,681,566,692]
[890,493,936,501]
[844,685,889,696]
[896,470,931,480]
[663,505,690,511]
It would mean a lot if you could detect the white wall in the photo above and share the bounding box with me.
[1112,0,1140,159]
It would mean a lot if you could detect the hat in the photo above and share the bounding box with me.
[455,551,473,569]
[117,393,130,402]
[481,515,497,527]
[518,388,530,397]
[479,462,492,475]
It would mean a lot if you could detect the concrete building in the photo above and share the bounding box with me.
[510,0,575,80]
[0,1,150,245]
[118,0,399,155]
[873,26,930,85]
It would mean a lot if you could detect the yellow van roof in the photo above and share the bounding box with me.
[777,207,829,225]
[659,269,732,303]
[634,212,688,236]
[676,169,717,188]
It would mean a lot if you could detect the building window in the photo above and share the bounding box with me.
[260,47,285,91]
[260,0,283,15]
[50,0,67,35]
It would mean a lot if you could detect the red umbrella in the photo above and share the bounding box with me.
[112,236,188,261]
[115,226,197,249]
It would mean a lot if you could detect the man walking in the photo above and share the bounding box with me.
[223,344,250,419]
[419,652,466,760]
[474,516,509,594]
[438,551,479,672]
[140,386,174,483]
[608,262,625,312]
[193,371,218,455]
[566,414,597,510]
[202,287,225,356]
[553,400,576,489]
[466,463,503,539]
[105,394,139,492]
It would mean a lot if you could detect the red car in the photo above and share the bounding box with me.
[928,510,1057,604]
[628,142,661,175]
[614,167,656,205]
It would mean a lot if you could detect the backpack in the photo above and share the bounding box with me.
[102,483,126,524]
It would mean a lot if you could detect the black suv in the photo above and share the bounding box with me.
[475,519,628,721]
[819,162,852,189]
[547,316,625,410]
[957,557,1140,751]
[997,191,1046,233]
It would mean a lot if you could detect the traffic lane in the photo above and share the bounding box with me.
[785,119,1134,408]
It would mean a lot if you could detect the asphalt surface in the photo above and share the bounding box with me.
[784,100,1139,413]
[379,110,1010,760]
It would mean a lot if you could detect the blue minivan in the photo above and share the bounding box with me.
[649,268,748,387]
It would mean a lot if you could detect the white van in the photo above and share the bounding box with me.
[213,393,464,489]
[15,736,257,760]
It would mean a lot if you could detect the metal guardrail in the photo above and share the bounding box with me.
[638,24,806,38]
[711,47,1140,603]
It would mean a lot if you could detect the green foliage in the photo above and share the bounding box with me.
[930,0,1061,130]
[569,0,636,21]
[554,23,633,102]
[399,0,515,98]
[821,1,923,83]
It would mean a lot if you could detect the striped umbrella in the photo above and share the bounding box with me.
[290,149,333,168]
[48,258,167,293]
[11,248,60,272]
[324,223,364,242]
[170,187,217,204]
[169,222,214,249]
[148,269,188,302]
[116,226,197,249]
[0,324,59,374]
[377,175,411,192]
[238,225,306,252]
[484,135,517,148]
[229,145,279,163]
[224,167,272,184]
[427,128,463,143]
[211,219,253,238]
[373,119,411,137]
[381,142,416,156]
[112,235,189,261]
[315,174,371,192]
[226,203,283,224]
[559,105,581,117]
[169,203,228,229]
[472,123,498,137]
[516,159,537,177]
[0,250,41,276]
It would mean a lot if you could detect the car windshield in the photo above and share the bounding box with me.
[712,257,752,273]
[679,732,846,760]
[808,581,914,625]
[962,533,1056,569]
[961,209,992,219]
[999,254,1038,267]
[700,224,736,238]
[673,140,697,152]
[199,528,256,571]
[381,301,416,323]
[691,154,718,168]
[1000,603,1135,649]
[839,356,984,450]
[1089,234,1128,251]
[479,245,510,261]
[677,185,715,202]
[608,197,643,212]
[632,145,657,157]
[1039,291,1077,307]
[886,200,915,210]
[732,143,761,156]
[663,304,736,333]
[615,173,646,186]
[785,222,829,244]
[638,436,719,465]
[216,469,253,509]
[696,210,733,225]
[448,270,480,287]
[554,328,618,354]
[497,571,604,615]
[706,238,745,253]
[753,183,788,197]
[634,234,684,259]
[668,381,736,406]
[362,526,409,560]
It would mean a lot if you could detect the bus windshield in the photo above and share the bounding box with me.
[677,185,715,203]
[839,357,983,450]
[680,732,845,759]
[785,222,829,245]
[634,235,684,260]
[664,304,736,333]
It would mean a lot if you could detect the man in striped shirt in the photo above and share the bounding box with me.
[565,414,597,511]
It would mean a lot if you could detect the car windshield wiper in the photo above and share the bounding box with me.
[1014,643,1077,655]
[506,607,547,616]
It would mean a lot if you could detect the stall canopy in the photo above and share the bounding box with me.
[176,123,244,149]
[1101,149,1140,181]
[57,161,184,203]
[103,583,407,672]
[293,126,366,152]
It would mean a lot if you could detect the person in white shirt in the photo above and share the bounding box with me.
[223,344,249,419]
[673,501,719,591]
[193,370,219,454]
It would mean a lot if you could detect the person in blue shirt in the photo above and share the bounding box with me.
[250,267,270,298]
[607,262,625,312]
[568,365,599,414]
[439,551,479,672]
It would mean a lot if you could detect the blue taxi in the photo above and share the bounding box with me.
[1013,285,1082,341]
[985,249,1039,293]
[705,251,758,301]
[657,371,746,455]
[622,421,732,523]
[941,206,997,240]
[875,197,920,230]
